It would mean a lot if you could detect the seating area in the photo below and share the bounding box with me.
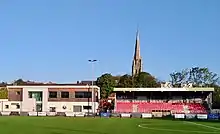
[115,101,208,114]
[115,101,185,113]
[116,102,133,113]
[186,103,207,114]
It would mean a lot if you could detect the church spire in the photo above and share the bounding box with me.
[132,28,143,76]
[134,29,141,59]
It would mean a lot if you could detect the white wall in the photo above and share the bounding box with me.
[22,87,48,112]
[0,101,99,113]
[6,85,101,113]
[48,102,99,113]
[0,101,21,112]
[21,99,36,112]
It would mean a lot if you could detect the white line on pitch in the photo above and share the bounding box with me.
[184,121,220,131]
[138,124,219,133]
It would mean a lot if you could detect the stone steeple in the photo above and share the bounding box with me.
[132,29,143,76]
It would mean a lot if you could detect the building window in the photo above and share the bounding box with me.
[16,91,20,95]
[16,105,20,109]
[49,92,57,98]
[73,105,82,112]
[5,105,9,109]
[75,91,92,98]
[49,107,56,112]
[83,106,92,110]
[28,91,42,101]
[61,92,69,98]
[84,92,92,98]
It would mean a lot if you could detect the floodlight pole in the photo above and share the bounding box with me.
[88,59,97,115]
[87,84,90,116]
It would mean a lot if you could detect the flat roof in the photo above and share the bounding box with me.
[7,85,99,89]
[113,87,214,92]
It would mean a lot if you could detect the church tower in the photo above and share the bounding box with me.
[132,29,143,76]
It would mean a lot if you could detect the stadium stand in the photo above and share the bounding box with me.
[113,85,214,116]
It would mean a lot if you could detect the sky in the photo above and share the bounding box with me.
[0,0,219,83]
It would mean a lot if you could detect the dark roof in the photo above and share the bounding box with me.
[13,83,88,86]
[80,81,97,85]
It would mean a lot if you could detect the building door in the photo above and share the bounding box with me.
[36,103,42,112]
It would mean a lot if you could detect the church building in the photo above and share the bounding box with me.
[132,30,143,76]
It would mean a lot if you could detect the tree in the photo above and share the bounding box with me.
[212,86,220,109]
[170,67,220,108]
[96,73,116,99]
[112,75,121,85]
[0,87,8,99]
[170,69,189,87]
[133,72,159,88]
[98,99,114,112]
[0,82,7,86]
[117,74,133,88]
[14,79,26,85]
[188,67,219,86]
[170,67,219,87]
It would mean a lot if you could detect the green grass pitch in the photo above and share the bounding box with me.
[0,116,220,134]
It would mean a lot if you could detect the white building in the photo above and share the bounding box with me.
[0,84,100,116]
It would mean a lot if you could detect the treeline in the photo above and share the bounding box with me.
[0,67,219,108]
[96,72,159,98]
[0,79,44,99]
[96,67,220,108]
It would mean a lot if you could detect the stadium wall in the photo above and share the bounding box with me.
[0,105,220,120]
[48,102,98,113]
[0,101,98,113]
